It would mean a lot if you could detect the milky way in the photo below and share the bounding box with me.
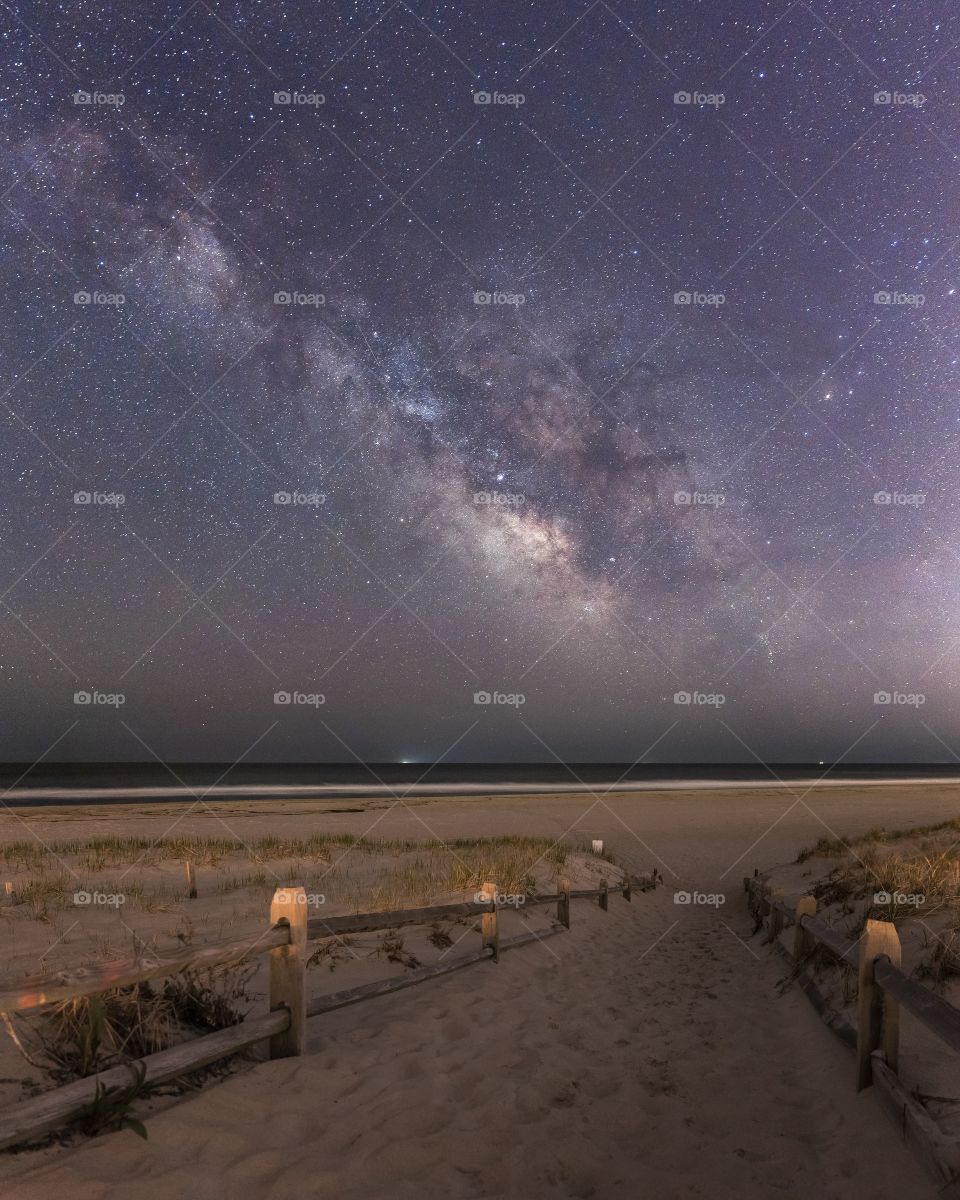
[1,1,959,764]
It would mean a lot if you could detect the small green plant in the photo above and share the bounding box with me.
[75,1061,150,1140]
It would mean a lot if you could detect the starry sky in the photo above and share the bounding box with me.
[1,0,959,766]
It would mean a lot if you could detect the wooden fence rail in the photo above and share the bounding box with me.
[0,870,640,1151]
[745,873,960,1195]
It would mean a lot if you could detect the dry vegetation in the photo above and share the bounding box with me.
[0,831,605,1142]
[794,816,960,982]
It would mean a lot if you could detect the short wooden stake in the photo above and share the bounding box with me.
[269,886,307,1057]
[2,882,15,906]
[856,918,901,1091]
[599,879,609,911]
[481,880,499,962]
[794,895,816,962]
[558,877,571,929]
[184,861,197,899]
[768,889,785,940]
[622,876,632,902]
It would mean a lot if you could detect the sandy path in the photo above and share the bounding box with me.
[2,784,957,1198]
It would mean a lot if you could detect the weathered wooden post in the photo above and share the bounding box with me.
[184,861,197,900]
[768,888,785,941]
[558,877,571,929]
[599,879,609,911]
[1,882,15,906]
[794,895,816,961]
[269,886,307,1057]
[856,918,901,1091]
[622,875,632,902]
[481,880,499,962]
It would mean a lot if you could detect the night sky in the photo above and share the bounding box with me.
[1,1,959,765]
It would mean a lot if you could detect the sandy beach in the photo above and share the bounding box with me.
[0,780,958,1199]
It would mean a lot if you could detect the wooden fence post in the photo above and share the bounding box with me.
[481,880,499,962]
[857,919,901,1091]
[269,886,307,1057]
[768,889,784,941]
[184,861,197,900]
[599,879,609,911]
[622,875,632,902]
[558,877,571,929]
[794,895,816,961]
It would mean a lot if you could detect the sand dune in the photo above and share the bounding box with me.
[2,782,958,1198]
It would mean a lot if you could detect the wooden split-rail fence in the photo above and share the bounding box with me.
[746,872,960,1196]
[0,873,646,1151]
